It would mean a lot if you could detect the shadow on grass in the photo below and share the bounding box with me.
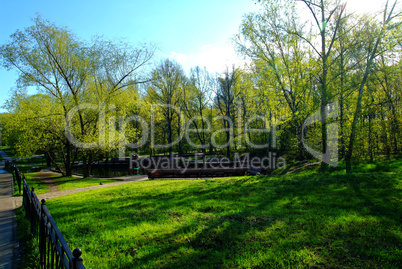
[47,171,402,268]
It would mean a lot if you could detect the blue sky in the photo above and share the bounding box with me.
[0,0,261,112]
[0,0,390,112]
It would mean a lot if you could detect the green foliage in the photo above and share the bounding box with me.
[1,2,401,173]
[0,15,155,176]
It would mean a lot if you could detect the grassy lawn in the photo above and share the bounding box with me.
[13,172,120,196]
[44,162,402,268]
[53,176,121,191]
[14,172,50,195]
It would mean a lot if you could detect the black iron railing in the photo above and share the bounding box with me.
[22,174,85,269]
[6,161,22,193]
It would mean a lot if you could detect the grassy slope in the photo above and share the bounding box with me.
[53,176,120,191]
[14,172,119,196]
[46,162,402,269]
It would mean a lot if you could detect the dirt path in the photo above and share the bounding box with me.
[34,172,58,192]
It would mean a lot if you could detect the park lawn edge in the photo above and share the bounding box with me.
[39,170,402,268]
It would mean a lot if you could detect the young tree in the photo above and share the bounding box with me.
[214,66,241,158]
[0,16,155,177]
[345,0,401,172]
[147,59,185,156]
[294,0,348,169]
[182,66,213,154]
[235,0,315,159]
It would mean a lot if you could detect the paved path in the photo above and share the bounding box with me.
[0,151,19,269]
[0,151,12,162]
[14,175,148,208]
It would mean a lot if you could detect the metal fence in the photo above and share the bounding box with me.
[21,166,85,269]
[6,161,22,193]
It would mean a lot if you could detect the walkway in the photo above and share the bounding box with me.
[17,175,148,207]
[0,151,18,269]
[12,173,148,208]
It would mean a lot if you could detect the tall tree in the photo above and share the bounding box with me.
[182,66,213,154]
[0,16,155,177]
[345,0,400,172]
[235,0,315,159]
[295,0,348,169]
[148,59,185,155]
[215,66,240,158]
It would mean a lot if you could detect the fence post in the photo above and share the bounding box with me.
[72,248,84,269]
[30,187,36,236]
[11,164,16,186]
[39,199,47,269]
[16,168,21,193]
[22,179,28,215]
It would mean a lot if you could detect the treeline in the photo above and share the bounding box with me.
[0,0,401,176]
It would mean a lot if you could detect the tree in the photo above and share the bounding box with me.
[0,16,155,177]
[182,66,213,154]
[214,66,241,158]
[235,0,315,159]
[294,0,348,169]
[345,0,401,172]
[147,59,185,156]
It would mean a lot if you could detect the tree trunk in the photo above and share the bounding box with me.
[177,115,183,155]
[380,108,391,158]
[339,45,346,159]
[44,152,52,167]
[320,4,328,171]
[345,73,367,173]
[46,151,64,176]
[167,113,173,156]
[295,121,305,160]
[64,141,73,177]
[368,113,373,162]
[82,153,93,178]
[226,127,231,158]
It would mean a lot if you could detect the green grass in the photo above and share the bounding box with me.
[52,176,120,191]
[15,207,40,269]
[13,172,120,196]
[43,164,402,268]
[14,172,50,195]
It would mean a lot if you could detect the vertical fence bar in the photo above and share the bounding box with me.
[16,168,21,193]
[39,199,46,269]
[22,180,28,215]
[30,187,36,236]
[51,239,55,269]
